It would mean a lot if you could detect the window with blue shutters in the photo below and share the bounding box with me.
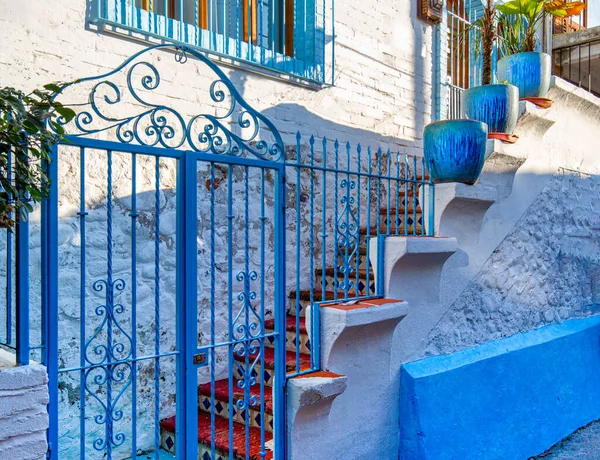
[92,0,332,84]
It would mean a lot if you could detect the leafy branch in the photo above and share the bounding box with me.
[0,84,76,230]
[497,0,586,53]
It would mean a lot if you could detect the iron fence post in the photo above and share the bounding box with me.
[428,183,435,237]
[44,145,59,460]
[376,234,385,297]
[15,205,30,365]
[274,165,287,460]
[182,152,198,460]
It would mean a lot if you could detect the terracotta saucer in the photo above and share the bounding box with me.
[520,97,553,109]
[488,132,519,144]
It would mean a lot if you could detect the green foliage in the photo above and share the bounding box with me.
[0,84,75,230]
[497,0,586,53]
[457,0,497,84]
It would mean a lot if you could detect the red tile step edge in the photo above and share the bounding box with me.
[322,297,403,311]
[264,315,307,334]
[199,378,274,414]
[161,411,273,460]
[233,345,311,373]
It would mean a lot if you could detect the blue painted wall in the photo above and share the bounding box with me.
[399,315,600,459]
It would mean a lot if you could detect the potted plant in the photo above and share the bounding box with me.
[496,0,586,102]
[461,0,520,143]
[0,84,75,230]
[423,119,488,185]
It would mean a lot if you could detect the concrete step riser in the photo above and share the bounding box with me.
[363,222,424,237]
[233,364,275,389]
[198,396,274,434]
[264,328,311,354]
[332,253,370,272]
[161,431,271,460]
[287,299,308,317]
[314,273,377,297]
[379,213,423,234]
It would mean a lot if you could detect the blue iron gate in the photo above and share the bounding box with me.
[43,45,286,459]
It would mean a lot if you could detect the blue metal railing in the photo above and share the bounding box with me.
[553,30,600,97]
[0,150,31,366]
[0,213,15,353]
[1,43,435,460]
[91,0,334,85]
[285,133,434,378]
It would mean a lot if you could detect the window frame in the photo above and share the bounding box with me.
[91,0,330,86]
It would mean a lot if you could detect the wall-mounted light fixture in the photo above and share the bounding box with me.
[418,0,444,24]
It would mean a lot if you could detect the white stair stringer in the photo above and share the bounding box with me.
[391,77,600,366]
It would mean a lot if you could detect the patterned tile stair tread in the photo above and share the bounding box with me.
[289,290,360,301]
[161,412,273,460]
[264,315,307,334]
[380,205,422,215]
[359,223,423,236]
[315,267,371,279]
[233,345,311,373]
[199,378,274,414]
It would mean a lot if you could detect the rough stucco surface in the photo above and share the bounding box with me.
[0,359,49,460]
[401,316,600,460]
[0,0,434,151]
[427,169,600,356]
[0,0,433,456]
[532,419,600,459]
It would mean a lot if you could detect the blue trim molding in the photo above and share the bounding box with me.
[400,315,600,459]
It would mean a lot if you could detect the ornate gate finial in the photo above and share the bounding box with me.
[54,44,284,161]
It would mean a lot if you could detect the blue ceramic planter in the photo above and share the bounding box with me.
[424,120,488,185]
[497,52,551,98]
[461,84,519,134]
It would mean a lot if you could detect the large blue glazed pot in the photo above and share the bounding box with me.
[461,84,519,134]
[497,52,551,98]
[423,120,488,185]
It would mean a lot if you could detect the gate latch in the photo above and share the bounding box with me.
[193,349,209,367]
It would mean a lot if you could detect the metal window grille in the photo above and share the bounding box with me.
[91,0,334,84]
[553,35,600,97]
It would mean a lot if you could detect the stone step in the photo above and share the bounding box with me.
[198,378,274,434]
[160,411,273,460]
[314,267,376,297]
[264,315,310,354]
[287,290,360,317]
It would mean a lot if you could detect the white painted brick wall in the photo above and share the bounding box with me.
[0,0,434,150]
[0,352,49,460]
[0,1,436,456]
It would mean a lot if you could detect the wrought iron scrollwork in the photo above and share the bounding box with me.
[84,277,132,455]
[336,177,360,292]
[232,269,262,411]
[54,45,284,161]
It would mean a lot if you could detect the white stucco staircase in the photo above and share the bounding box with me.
[288,76,600,460]
[394,76,600,367]
[158,166,423,459]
